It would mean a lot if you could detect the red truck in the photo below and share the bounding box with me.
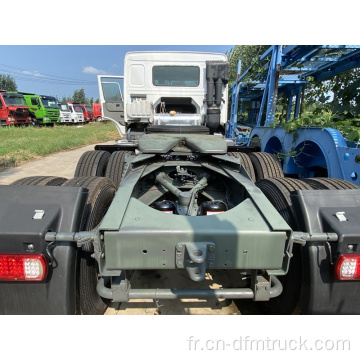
[0,90,30,126]
[81,104,94,123]
[92,102,102,121]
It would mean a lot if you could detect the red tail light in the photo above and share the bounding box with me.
[0,254,47,281]
[335,254,360,280]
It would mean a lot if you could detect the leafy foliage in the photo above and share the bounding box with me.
[72,88,87,103]
[305,69,360,118]
[0,74,17,91]
[226,45,269,86]
[61,89,99,105]
[61,88,95,104]
[272,111,360,141]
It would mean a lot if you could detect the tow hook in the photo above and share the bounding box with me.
[175,242,215,281]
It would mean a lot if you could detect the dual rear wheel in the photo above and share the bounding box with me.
[62,176,116,315]
[229,151,284,183]
[75,150,132,188]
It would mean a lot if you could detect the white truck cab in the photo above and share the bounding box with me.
[57,101,71,123]
[67,102,84,123]
[98,51,229,138]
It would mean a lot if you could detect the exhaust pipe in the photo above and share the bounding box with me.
[206,61,228,133]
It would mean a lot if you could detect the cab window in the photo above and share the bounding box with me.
[152,66,200,87]
[31,98,39,106]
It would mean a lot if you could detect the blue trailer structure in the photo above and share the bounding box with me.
[227,45,360,186]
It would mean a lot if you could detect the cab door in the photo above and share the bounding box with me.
[30,97,42,119]
[97,75,125,136]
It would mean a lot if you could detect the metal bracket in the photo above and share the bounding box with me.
[176,242,215,282]
[292,231,338,246]
[251,272,271,301]
[111,274,131,302]
[45,230,98,247]
[45,241,58,268]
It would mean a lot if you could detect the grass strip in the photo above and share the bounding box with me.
[0,122,119,169]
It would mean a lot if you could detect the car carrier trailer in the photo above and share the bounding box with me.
[0,51,359,315]
[227,45,360,186]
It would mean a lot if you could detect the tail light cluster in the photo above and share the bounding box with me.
[335,254,360,280]
[0,254,47,281]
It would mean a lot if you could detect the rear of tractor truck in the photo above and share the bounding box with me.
[0,52,359,315]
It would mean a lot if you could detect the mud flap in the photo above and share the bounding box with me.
[291,189,360,314]
[301,242,360,314]
[0,185,88,314]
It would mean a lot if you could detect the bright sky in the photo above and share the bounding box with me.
[0,45,233,101]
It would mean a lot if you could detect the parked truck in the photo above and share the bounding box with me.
[0,52,359,315]
[92,102,102,121]
[0,90,30,126]
[20,93,60,126]
[57,101,72,124]
[81,103,94,123]
[67,102,85,124]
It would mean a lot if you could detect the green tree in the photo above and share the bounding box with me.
[304,68,360,118]
[72,88,88,104]
[226,45,269,85]
[61,95,71,102]
[225,46,269,122]
[0,74,17,91]
[62,88,90,103]
[89,97,99,105]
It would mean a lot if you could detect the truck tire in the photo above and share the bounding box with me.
[74,150,111,178]
[248,152,284,181]
[256,177,312,315]
[303,177,359,190]
[10,176,68,186]
[105,150,132,188]
[256,178,312,228]
[228,152,256,182]
[62,176,116,315]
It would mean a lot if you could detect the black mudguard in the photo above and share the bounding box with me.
[291,189,360,314]
[0,185,88,314]
[301,243,360,314]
